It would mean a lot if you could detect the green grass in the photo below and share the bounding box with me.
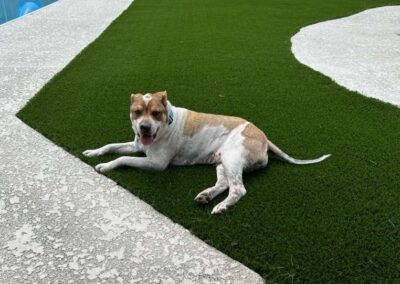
[18,0,400,282]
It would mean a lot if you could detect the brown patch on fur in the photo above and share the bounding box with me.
[183,111,246,135]
[147,92,168,123]
[130,93,145,120]
[131,93,143,104]
[152,91,167,107]
[130,92,168,123]
[241,123,268,164]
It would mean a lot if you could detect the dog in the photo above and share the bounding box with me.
[83,91,330,214]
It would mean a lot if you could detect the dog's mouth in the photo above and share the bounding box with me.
[139,132,157,145]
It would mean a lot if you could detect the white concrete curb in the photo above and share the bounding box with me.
[0,0,264,283]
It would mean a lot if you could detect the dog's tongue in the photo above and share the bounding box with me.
[140,134,154,145]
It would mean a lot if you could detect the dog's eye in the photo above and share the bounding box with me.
[152,111,161,117]
[133,110,142,116]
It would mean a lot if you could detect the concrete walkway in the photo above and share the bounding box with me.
[0,0,263,283]
[291,6,400,106]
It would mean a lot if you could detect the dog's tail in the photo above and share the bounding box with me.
[267,140,331,165]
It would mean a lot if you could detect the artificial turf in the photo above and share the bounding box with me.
[17,0,400,282]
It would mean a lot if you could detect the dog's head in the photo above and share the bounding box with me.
[130,91,169,145]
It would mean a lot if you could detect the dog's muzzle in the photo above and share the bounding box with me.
[139,122,157,145]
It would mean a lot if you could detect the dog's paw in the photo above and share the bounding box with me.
[194,192,211,204]
[95,162,112,173]
[211,202,228,215]
[83,149,101,157]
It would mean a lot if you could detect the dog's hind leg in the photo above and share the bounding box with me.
[211,151,247,214]
[83,140,141,157]
[194,164,228,204]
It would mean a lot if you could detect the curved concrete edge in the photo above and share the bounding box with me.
[0,0,264,283]
[291,6,400,107]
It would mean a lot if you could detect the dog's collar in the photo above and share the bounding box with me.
[167,101,174,125]
[168,110,174,125]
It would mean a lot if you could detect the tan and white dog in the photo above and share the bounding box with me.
[83,91,330,214]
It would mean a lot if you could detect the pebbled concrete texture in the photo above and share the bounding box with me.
[291,6,400,106]
[0,0,264,283]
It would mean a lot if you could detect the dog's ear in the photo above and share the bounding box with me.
[161,91,167,107]
[154,91,168,107]
[130,93,142,105]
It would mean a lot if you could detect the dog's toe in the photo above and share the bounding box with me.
[95,163,109,173]
[94,164,103,172]
[194,192,211,204]
[83,149,98,157]
[211,203,227,215]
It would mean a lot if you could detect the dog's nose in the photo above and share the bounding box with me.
[140,123,151,133]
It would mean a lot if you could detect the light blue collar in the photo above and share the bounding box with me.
[167,102,174,125]
[168,110,174,125]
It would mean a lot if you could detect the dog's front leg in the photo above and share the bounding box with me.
[83,140,140,157]
[95,156,169,173]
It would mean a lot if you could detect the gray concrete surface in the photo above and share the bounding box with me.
[0,0,264,283]
[291,6,400,106]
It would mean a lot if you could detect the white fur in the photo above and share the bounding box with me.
[143,93,152,106]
